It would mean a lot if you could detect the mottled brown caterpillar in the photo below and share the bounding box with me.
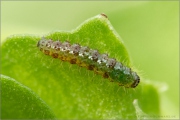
[37,38,140,88]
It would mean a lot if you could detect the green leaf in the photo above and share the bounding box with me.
[1,74,55,119]
[1,14,160,119]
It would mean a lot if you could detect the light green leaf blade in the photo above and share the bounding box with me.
[1,74,55,119]
[1,14,160,119]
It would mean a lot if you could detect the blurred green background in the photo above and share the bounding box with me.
[1,1,179,118]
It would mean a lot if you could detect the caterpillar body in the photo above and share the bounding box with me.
[37,38,140,88]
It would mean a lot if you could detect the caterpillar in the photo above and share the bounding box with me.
[37,38,140,88]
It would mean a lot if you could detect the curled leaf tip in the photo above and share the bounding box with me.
[100,13,108,18]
